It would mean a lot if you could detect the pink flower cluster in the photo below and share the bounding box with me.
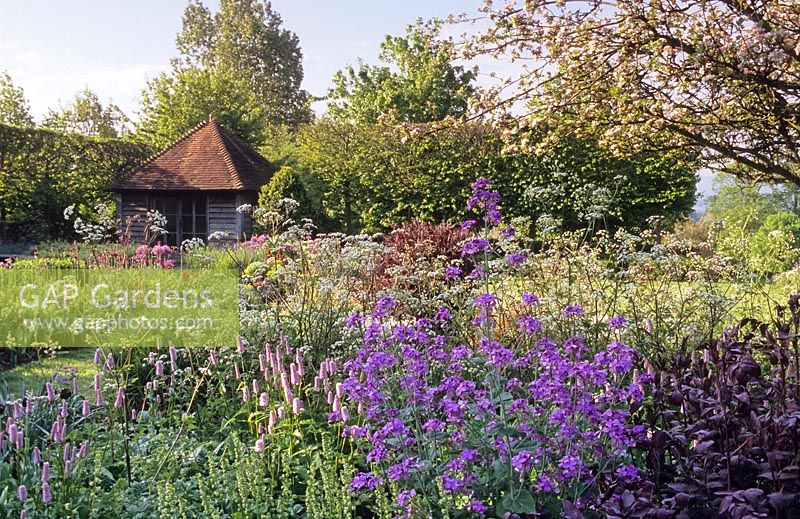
[132,242,175,268]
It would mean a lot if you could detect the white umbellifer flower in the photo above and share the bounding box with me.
[208,231,230,241]
[277,198,300,212]
[236,204,253,214]
[63,205,75,221]
[181,237,206,252]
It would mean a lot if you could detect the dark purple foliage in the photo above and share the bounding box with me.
[616,295,800,519]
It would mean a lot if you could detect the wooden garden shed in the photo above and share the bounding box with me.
[111,119,275,245]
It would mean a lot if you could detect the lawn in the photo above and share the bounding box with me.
[0,348,95,402]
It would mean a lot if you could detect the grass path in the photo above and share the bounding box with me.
[0,349,96,401]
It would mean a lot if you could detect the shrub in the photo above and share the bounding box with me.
[747,211,800,275]
[258,165,328,229]
[640,295,800,517]
[374,219,468,291]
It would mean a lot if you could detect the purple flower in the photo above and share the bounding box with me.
[397,488,417,507]
[461,237,490,257]
[616,464,640,483]
[500,226,516,239]
[468,266,485,279]
[460,449,480,463]
[522,292,540,306]
[387,457,419,481]
[517,315,542,335]
[422,418,445,432]
[564,336,588,357]
[558,454,582,480]
[444,265,462,280]
[534,474,557,494]
[637,372,655,385]
[562,304,585,317]
[468,499,488,515]
[608,315,628,330]
[511,450,534,475]
[485,210,501,226]
[94,374,104,406]
[45,382,55,402]
[114,386,124,408]
[346,311,364,328]
[467,178,504,226]
[17,484,26,502]
[373,296,397,319]
[440,473,466,493]
[506,252,527,266]
[350,471,382,492]
[434,306,452,321]
[41,482,52,504]
[473,293,498,308]
[461,219,477,231]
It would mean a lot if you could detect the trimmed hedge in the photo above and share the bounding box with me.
[0,123,150,241]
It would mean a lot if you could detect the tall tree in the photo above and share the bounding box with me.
[0,71,34,127]
[137,67,265,149]
[174,0,311,128]
[43,88,129,138]
[328,19,477,124]
[464,0,800,185]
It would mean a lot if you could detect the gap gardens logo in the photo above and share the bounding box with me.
[0,269,239,348]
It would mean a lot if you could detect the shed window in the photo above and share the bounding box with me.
[181,195,207,242]
[148,195,208,245]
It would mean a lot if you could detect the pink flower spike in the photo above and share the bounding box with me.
[114,386,124,408]
[292,397,303,414]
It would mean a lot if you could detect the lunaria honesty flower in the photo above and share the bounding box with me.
[608,315,628,330]
[506,251,527,266]
[350,472,382,491]
[460,237,490,257]
[444,265,462,280]
[467,177,503,226]
[522,292,540,306]
[473,293,498,308]
[562,304,585,317]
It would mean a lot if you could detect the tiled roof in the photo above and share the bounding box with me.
[111,119,276,191]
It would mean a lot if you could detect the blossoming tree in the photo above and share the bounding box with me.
[463,0,800,185]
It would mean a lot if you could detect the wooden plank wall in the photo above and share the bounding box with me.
[236,193,256,240]
[118,193,147,243]
[209,194,238,241]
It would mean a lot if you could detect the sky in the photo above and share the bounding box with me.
[0,0,714,206]
[0,0,475,120]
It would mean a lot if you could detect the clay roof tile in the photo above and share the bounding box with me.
[111,119,275,191]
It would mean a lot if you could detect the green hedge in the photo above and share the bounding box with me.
[294,121,698,233]
[0,123,150,241]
